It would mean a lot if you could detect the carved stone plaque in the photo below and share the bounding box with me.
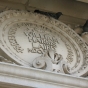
[0,10,88,76]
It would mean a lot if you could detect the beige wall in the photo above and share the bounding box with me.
[0,0,87,27]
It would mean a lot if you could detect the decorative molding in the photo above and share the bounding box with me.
[0,63,88,88]
[32,50,65,73]
[0,10,88,77]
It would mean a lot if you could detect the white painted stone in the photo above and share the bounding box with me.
[0,10,88,88]
[0,10,88,76]
[0,63,87,88]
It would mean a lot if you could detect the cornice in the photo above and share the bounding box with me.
[0,63,88,88]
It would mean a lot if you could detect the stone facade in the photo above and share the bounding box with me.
[0,10,88,88]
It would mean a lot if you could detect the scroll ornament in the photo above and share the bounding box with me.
[32,49,69,74]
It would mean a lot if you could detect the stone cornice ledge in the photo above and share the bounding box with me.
[0,63,87,88]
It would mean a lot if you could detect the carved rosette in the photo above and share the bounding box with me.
[0,10,88,77]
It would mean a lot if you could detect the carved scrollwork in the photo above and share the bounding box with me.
[32,49,66,73]
[47,50,70,73]
[0,10,88,77]
[32,55,52,71]
[33,56,46,69]
[47,49,63,64]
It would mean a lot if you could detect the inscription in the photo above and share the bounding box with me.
[8,27,24,53]
[24,23,59,54]
[65,43,73,63]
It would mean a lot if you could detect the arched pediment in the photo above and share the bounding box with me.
[0,10,88,77]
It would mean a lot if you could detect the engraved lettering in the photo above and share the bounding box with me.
[24,23,59,54]
[8,28,24,53]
